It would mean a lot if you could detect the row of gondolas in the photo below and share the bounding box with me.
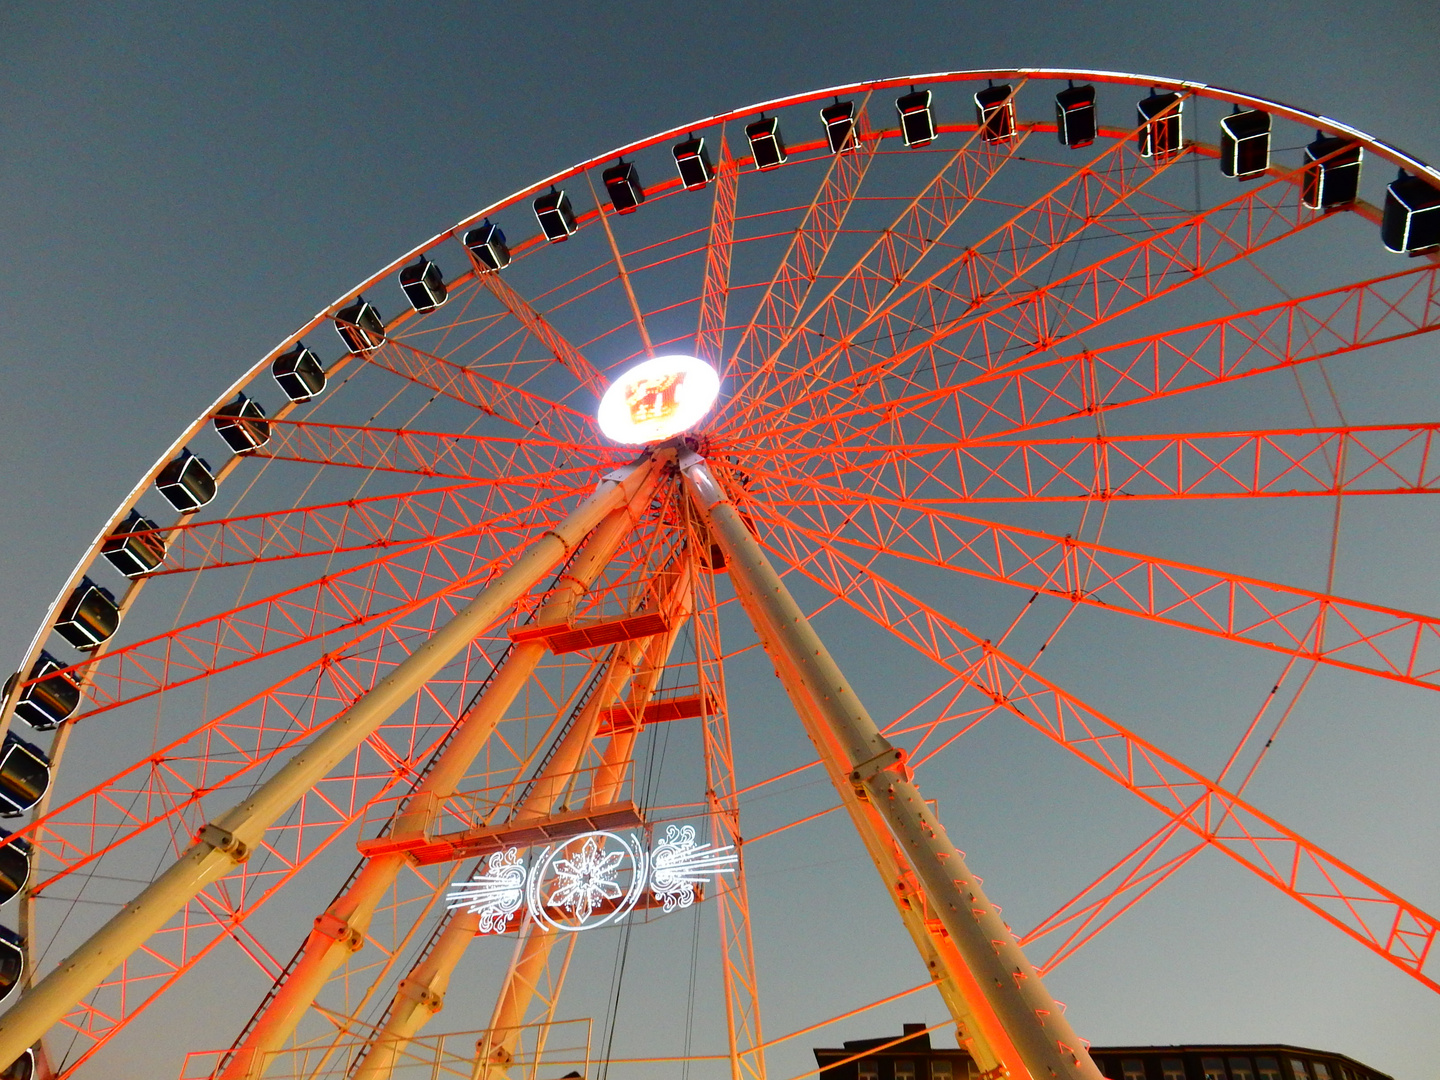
[0,81,1435,1025]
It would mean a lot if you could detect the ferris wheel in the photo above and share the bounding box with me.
[0,66,1437,1080]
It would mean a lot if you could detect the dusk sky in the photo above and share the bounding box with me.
[1,5,1439,1080]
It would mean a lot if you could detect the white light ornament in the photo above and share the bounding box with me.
[444,847,525,933]
[596,354,720,444]
[445,827,739,934]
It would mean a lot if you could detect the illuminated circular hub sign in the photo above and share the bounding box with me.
[596,355,720,444]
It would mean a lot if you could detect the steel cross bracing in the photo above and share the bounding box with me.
[0,454,666,1072]
[695,130,739,367]
[729,145,1323,452]
[351,548,695,1080]
[721,107,1200,431]
[680,452,1104,1080]
[719,97,882,394]
[214,510,647,1080]
[27,490,569,747]
[759,422,1440,503]
[760,505,1440,693]
[720,107,1031,419]
[747,263,1440,454]
[682,537,766,1080]
[761,525,1440,991]
[254,421,608,482]
[36,484,665,1076]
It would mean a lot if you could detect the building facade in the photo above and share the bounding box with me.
[812,1027,1394,1080]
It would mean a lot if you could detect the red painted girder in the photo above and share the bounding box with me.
[762,528,1440,992]
[1021,818,1203,972]
[51,494,565,719]
[12,538,538,894]
[765,506,1440,691]
[732,162,1321,450]
[50,752,421,1077]
[695,132,739,366]
[258,417,608,481]
[785,265,1440,446]
[764,422,1440,502]
[722,121,1027,417]
[364,338,594,443]
[723,119,1196,433]
[480,269,609,399]
[146,481,590,577]
[722,100,881,389]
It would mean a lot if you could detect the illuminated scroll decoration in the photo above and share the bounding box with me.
[444,826,738,933]
[445,847,525,932]
[650,824,737,912]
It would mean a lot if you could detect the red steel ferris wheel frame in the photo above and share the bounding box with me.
[0,68,1437,1080]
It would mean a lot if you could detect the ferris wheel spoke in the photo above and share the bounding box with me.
[773,263,1440,448]
[143,480,576,577]
[720,122,1026,421]
[259,418,604,481]
[719,96,882,391]
[46,495,565,722]
[733,159,1322,450]
[761,506,1440,692]
[364,338,593,442]
[756,528,1440,993]
[755,421,1440,504]
[694,129,740,366]
[722,117,1194,435]
[50,757,421,1077]
[478,271,609,398]
[1020,817,1204,972]
[23,586,510,900]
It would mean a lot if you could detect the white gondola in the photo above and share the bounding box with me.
[672,137,715,189]
[1055,83,1096,147]
[156,448,216,512]
[334,297,386,353]
[1381,172,1440,254]
[0,735,50,818]
[101,508,166,578]
[213,393,271,453]
[974,83,1016,143]
[271,342,327,401]
[534,188,577,242]
[745,116,787,170]
[8,651,81,731]
[603,161,645,214]
[896,89,935,147]
[463,220,511,272]
[0,833,31,906]
[1137,90,1183,160]
[1302,134,1363,209]
[821,100,857,153]
[399,256,448,312]
[0,927,21,1005]
[1219,108,1271,180]
[54,577,119,651]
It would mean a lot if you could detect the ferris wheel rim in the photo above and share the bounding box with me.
[9,65,1437,719]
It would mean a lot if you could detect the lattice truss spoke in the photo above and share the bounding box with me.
[5,71,1439,1080]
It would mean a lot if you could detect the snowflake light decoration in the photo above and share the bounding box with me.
[546,836,624,920]
[444,826,736,933]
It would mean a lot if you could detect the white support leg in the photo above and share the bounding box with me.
[219,500,648,1080]
[0,453,663,1071]
[680,450,1102,1080]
